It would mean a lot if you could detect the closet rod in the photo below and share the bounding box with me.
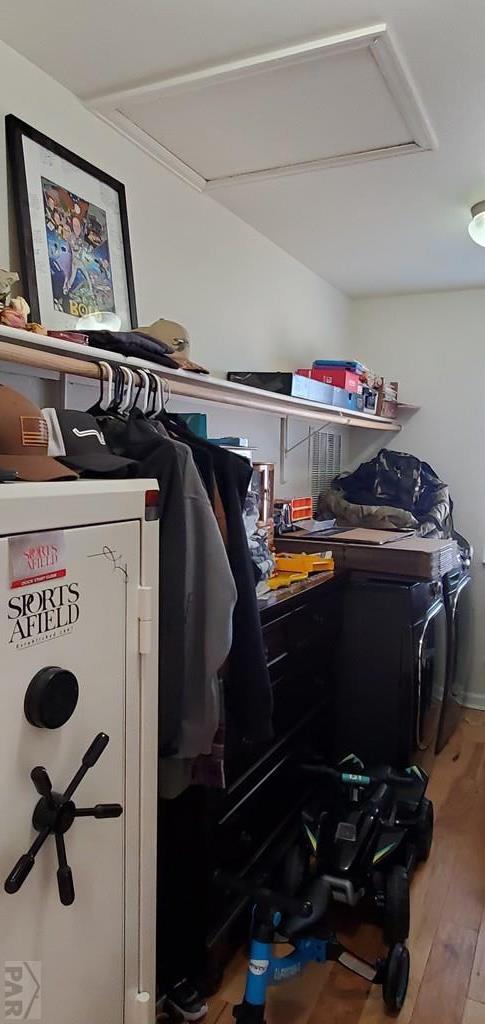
[0,339,106,382]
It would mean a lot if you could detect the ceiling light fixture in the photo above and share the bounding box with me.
[468,201,485,246]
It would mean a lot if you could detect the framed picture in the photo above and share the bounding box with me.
[6,114,137,330]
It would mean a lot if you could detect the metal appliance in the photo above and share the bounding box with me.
[436,560,473,752]
[333,574,447,775]
[0,480,159,1024]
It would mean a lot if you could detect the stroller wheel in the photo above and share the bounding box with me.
[383,943,410,1014]
[384,866,410,945]
[415,798,434,862]
[282,842,310,897]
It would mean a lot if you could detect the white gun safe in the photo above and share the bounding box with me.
[0,480,159,1024]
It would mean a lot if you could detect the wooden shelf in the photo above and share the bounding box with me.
[0,324,403,432]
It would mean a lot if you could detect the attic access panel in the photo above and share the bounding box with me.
[90,25,436,191]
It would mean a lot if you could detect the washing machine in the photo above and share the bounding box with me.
[333,573,447,775]
[0,480,159,1024]
[436,563,473,753]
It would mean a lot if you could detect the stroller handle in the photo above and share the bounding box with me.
[301,764,416,787]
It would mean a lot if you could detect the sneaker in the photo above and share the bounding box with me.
[165,980,208,1021]
[156,995,167,1019]
[156,994,184,1022]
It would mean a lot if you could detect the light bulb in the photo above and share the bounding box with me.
[468,201,485,246]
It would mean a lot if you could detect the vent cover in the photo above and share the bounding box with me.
[310,431,342,514]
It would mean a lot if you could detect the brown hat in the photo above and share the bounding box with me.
[135,318,209,374]
[0,386,77,481]
[136,318,189,349]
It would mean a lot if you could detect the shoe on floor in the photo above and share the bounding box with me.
[165,980,208,1021]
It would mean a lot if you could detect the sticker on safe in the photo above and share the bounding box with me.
[9,531,66,589]
[4,961,41,1020]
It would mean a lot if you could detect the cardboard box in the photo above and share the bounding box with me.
[297,367,361,393]
[227,372,336,406]
[332,388,365,412]
[47,330,89,345]
[308,367,361,393]
[376,380,399,419]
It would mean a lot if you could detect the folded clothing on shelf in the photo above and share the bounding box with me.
[71,330,181,368]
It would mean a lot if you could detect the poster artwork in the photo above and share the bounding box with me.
[42,176,115,320]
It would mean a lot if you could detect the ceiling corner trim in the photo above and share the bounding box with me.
[369,31,438,152]
[86,23,388,110]
[203,143,422,191]
[92,109,207,192]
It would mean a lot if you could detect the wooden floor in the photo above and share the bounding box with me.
[207,712,485,1024]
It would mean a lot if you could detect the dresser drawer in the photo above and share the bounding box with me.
[262,611,292,662]
[212,753,301,872]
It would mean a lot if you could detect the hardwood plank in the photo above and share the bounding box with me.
[432,741,485,834]
[462,999,485,1024]
[265,961,330,1024]
[306,921,385,1024]
[308,961,371,1024]
[204,999,227,1024]
[469,906,485,1004]
[442,832,485,932]
[439,743,485,932]
[213,1006,238,1024]
[428,719,485,821]
[410,921,477,1024]
[357,830,458,1024]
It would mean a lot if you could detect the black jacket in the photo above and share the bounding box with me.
[101,411,187,755]
[159,414,273,745]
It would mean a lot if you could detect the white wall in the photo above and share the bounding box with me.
[0,37,350,496]
[350,289,485,706]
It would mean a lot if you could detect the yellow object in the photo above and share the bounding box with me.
[267,571,309,590]
[275,552,335,574]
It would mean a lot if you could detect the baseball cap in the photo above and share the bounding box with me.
[0,386,77,481]
[42,408,135,476]
[135,319,209,374]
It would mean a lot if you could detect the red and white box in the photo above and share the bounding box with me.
[313,368,360,393]
[297,367,361,393]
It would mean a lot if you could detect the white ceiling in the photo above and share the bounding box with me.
[2,0,485,296]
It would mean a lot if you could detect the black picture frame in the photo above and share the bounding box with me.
[6,114,138,328]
